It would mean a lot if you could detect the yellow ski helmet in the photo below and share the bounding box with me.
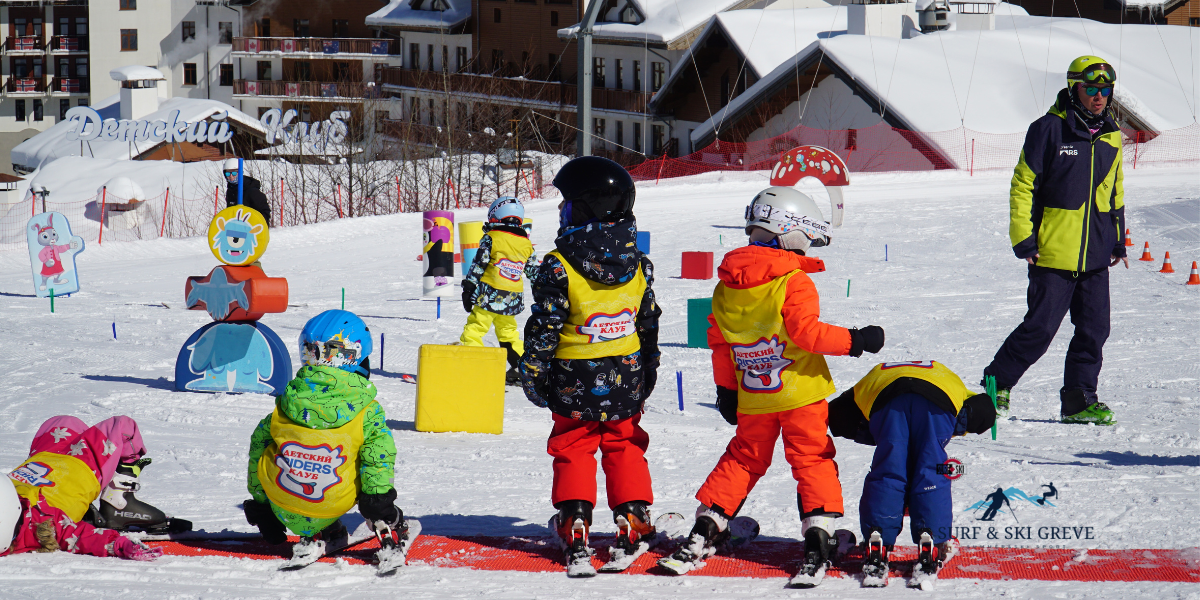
[1067,56,1116,88]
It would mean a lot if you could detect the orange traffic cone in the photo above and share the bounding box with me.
[1188,262,1200,285]
[1124,229,1133,247]
[1159,252,1175,273]
[1138,242,1154,261]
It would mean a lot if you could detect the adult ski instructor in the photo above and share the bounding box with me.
[982,56,1127,426]
[223,158,272,226]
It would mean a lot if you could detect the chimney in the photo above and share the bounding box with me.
[110,66,165,120]
[848,0,919,39]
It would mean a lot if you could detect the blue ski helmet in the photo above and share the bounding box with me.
[299,310,372,376]
[488,196,524,224]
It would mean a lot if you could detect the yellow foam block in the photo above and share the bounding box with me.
[415,344,507,434]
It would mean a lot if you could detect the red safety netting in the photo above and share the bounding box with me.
[150,534,1200,582]
[628,122,1200,183]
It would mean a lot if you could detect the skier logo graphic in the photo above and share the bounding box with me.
[9,462,55,488]
[495,258,525,282]
[576,309,636,343]
[731,336,794,393]
[964,486,1057,521]
[273,442,346,502]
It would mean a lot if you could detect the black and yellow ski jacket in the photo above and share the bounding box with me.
[1009,88,1126,273]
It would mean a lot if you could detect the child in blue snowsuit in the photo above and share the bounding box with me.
[827,361,995,581]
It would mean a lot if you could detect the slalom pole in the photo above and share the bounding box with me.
[112,322,117,339]
[98,186,106,245]
[160,187,169,237]
[341,287,345,310]
[436,297,441,320]
[237,158,245,206]
[50,288,54,313]
[986,375,998,441]
[676,371,684,411]
[380,332,385,371]
[847,279,851,297]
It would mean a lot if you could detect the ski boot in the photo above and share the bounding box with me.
[600,501,657,572]
[909,529,953,589]
[789,515,854,588]
[282,518,349,570]
[500,342,522,387]
[550,500,596,578]
[89,458,192,535]
[658,506,730,575]
[861,529,891,587]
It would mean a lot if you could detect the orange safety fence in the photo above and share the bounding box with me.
[149,533,1200,582]
[628,122,1200,182]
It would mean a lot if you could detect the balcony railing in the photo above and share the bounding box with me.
[50,36,88,52]
[376,67,653,114]
[52,77,87,93]
[233,79,376,99]
[6,77,46,93]
[232,37,398,56]
[4,36,45,52]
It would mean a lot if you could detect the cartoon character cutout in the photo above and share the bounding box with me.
[185,322,276,393]
[731,336,794,393]
[422,211,455,296]
[26,212,85,297]
[208,206,269,266]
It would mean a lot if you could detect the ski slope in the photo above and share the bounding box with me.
[0,165,1196,598]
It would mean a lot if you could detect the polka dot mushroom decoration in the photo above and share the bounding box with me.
[769,145,849,228]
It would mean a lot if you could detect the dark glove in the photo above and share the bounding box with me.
[715,386,738,425]
[955,393,998,435]
[848,326,885,357]
[461,281,477,313]
[359,489,403,529]
[243,499,287,545]
[642,366,658,399]
[520,363,550,408]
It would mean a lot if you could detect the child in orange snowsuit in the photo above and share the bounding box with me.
[660,186,884,579]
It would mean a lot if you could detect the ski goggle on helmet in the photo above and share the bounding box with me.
[1067,55,1115,95]
[745,186,831,250]
[299,310,372,375]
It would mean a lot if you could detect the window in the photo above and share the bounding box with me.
[1190,17,1199,26]
[409,96,418,122]
[593,57,605,88]
[442,46,449,72]
[14,18,26,36]
[120,29,137,51]
[494,8,501,23]
[16,100,25,121]
[409,43,419,69]
[621,6,640,23]
[491,49,503,72]
[119,0,136,9]
[219,63,233,86]
[14,58,29,78]
[615,59,623,90]
[296,61,312,80]
[456,47,467,71]
[218,22,232,44]
[59,99,70,120]
[652,124,664,155]
[299,103,311,121]
[183,62,197,85]
[182,21,195,42]
[616,121,624,148]
[75,17,87,35]
[256,60,272,80]
[548,53,561,81]
[33,99,42,121]
[58,17,68,36]
[332,19,349,38]
[32,58,42,77]
[78,98,88,107]
[293,19,309,37]
[427,98,434,125]
[58,58,69,76]
[593,118,605,148]
[651,61,664,92]
[76,58,88,77]
[633,121,642,153]
[550,11,558,26]
[633,60,641,92]
[426,44,434,71]
[333,61,350,81]
[259,18,270,37]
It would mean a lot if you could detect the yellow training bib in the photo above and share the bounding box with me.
[851,361,976,418]
[480,230,534,293]
[8,452,102,522]
[712,271,835,415]
[551,251,646,360]
[259,404,368,519]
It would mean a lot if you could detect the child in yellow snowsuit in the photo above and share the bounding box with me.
[461,196,538,384]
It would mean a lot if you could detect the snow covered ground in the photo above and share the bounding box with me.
[0,165,1196,598]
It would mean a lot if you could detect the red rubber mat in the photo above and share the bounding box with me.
[149,536,1200,582]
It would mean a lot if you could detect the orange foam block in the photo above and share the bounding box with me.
[185,265,288,322]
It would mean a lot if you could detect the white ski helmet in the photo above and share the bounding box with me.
[1,476,21,548]
[745,186,831,251]
[222,158,240,172]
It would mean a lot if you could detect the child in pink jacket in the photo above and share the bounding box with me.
[2,416,163,560]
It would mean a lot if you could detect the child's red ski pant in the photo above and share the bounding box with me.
[696,401,843,517]
[548,413,653,511]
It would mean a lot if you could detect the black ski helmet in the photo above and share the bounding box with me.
[553,156,635,227]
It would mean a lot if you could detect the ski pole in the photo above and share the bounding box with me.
[985,375,998,440]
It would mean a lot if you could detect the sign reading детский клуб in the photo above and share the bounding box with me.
[951,482,1098,544]
[62,107,351,151]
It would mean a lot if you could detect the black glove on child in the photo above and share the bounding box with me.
[716,386,738,425]
[955,393,998,435]
[243,499,287,545]
[848,326,885,357]
[461,281,477,313]
[359,489,404,529]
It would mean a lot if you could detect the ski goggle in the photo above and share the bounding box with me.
[303,340,358,363]
[1084,86,1112,97]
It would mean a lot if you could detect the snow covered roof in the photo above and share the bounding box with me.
[707,7,845,78]
[691,13,1200,143]
[110,65,165,82]
[366,0,470,30]
[12,95,266,172]
[558,0,748,46]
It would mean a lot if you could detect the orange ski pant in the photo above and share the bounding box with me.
[548,412,653,510]
[696,401,844,517]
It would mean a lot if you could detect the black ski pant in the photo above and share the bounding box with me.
[985,265,1110,407]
